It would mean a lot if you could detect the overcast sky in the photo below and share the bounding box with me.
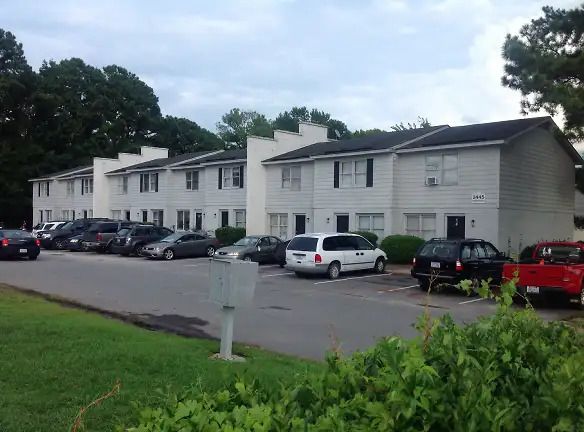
[2,0,579,133]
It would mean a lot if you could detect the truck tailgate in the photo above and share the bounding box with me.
[503,263,564,287]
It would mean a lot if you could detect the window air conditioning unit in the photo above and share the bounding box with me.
[426,176,439,186]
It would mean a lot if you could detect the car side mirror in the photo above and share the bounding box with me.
[257,246,261,251]
[176,239,182,244]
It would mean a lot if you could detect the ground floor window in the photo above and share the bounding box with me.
[62,210,70,220]
[88,209,93,218]
[269,213,288,239]
[176,210,190,231]
[235,210,246,228]
[44,210,52,221]
[111,210,122,220]
[357,214,385,239]
[405,214,436,240]
[152,210,164,227]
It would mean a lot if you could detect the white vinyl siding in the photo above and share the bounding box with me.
[425,154,458,186]
[176,210,190,231]
[186,171,199,190]
[281,166,301,190]
[340,160,367,188]
[235,210,246,228]
[405,214,436,240]
[357,214,385,239]
[269,214,288,238]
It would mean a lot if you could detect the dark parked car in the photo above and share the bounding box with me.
[0,229,40,260]
[141,232,220,260]
[111,225,174,256]
[274,239,291,268]
[38,218,110,250]
[214,235,281,263]
[83,220,139,253]
[411,238,510,291]
[64,234,88,252]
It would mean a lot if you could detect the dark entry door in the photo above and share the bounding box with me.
[336,215,349,233]
[295,215,306,235]
[195,212,203,231]
[446,216,466,239]
[142,210,148,223]
[220,211,229,227]
[125,211,131,221]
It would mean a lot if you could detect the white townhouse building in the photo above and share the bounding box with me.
[31,117,582,254]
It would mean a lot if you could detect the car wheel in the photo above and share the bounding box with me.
[243,255,253,262]
[373,257,386,274]
[163,249,174,261]
[52,238,64,250]
[327,262,341,280]
[279,262,285,268]
[106,242,114,254]
[578,285,584,310]
[206,246,216,257]
[29,255,38,261]
[295,271,305,278]
[133,244,144,256]
[418,279,429,292]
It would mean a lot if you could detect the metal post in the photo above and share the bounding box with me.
[219,305,235,360]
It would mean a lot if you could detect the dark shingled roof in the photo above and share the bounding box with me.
[172,149,247,167]
[263,126,446,162]
[398,116,552,150]
[106,150,215,174]
[34,165,93,180]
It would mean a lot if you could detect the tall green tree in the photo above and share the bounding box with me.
[502,5,584,140]
[216,108,273,148]
[352,128,387,138]
[391,116,431,131]
[0,29,36,226]
[273,106,352,139]
[154,116,224,155]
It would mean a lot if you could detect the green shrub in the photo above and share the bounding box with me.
[380,234,424,264]
[350,231,378,245]
[214,226,246,246]
[123,281,584,431]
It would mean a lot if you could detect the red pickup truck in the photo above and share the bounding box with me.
[502,242,584,308]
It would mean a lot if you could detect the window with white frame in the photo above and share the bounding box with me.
[269,214,288,239]
[340,160,367,188]
[66,180,74,197]
[235,210,246,228]
[62,210,70,220]
[117,176,128,195]
[111,210,122,220]
[405,214,436,240]
[176,210,190,231]
[39,181,50,197]
[222,167,240,188]
[88,209,93,218]
[357,214,385,239]
[281,166,301,190]
[140,173,158,192]
[82,178,93,194]
[152,210,163,226]
[185,171,199,190]
[425,154,458,185]
[44,210,52,221]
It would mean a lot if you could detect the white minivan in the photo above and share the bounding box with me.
[285,233,387,279]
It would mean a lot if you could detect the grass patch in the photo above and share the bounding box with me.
[0,286,319,432]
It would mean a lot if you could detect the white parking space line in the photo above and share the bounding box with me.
[314,273,392,285]
[458,297,487,305]
[184,263,209,267]
[262,272,294,278]
[377,285,418,293]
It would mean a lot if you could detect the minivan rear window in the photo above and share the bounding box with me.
[288,237,318,252]
[418,242,458,259]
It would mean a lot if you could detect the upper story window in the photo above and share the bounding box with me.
[37,181,50,197]
[218,166,244,189]
[186,171,199,190]
[281,166,301,190]
[140,173,159,193]
[425,154,458,185]
[334,158,373,189]
[117,176,128,195]
[81,178,93,195]
[66,180,74,197]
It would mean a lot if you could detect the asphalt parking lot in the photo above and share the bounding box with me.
[0,251,578,359]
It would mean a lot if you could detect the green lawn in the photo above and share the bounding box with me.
[0,286,319,432]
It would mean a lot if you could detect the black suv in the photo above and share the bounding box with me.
[38,218,111,250]
[110,225,173,256]
[83,220,139,253]
[411,238,509,291]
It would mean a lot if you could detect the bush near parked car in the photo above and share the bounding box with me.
[126,281,584,431]
[214,226,246,246]
[380,234,424,264]
[349,230,378,245]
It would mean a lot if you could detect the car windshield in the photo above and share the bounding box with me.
[288,237,318,252]
[160,233,183,243]
[0,230,33,239]
[234,236,260,246]
[60,222,73,230]
[418,242,458,260]
[117,228,131,237]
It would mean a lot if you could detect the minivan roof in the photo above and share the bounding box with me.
[293,232,362,239]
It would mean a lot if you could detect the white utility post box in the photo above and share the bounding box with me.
[209,259,258,360]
